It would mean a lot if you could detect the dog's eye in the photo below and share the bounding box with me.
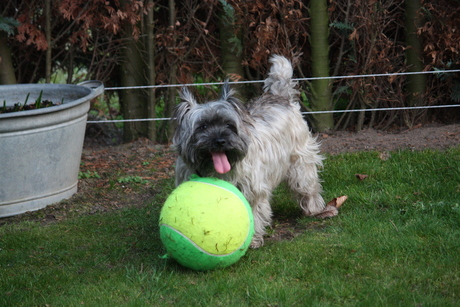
[199,125,208,130]
[226,124,237,133]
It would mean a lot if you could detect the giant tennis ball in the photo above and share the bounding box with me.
[159,176,254,270]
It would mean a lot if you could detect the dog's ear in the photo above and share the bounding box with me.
[220,79,237,103]
[220,79,246,113]
[173,88,197,152]
[175,87,198,120]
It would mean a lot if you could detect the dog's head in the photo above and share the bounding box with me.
[173,81,250,176]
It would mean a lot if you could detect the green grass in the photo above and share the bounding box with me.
[1,148,460,306]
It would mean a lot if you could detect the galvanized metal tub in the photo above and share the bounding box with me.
[0,81,104,217]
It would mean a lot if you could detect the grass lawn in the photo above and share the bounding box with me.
[1,148,459,306]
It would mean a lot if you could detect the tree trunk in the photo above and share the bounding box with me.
[146,1,157,142]
[157,64,177,143]
[0,32,17,84]
[405,0,426,126]
[45,0,52,83]
[120,28,148,142]
[158,0,177,143]
[218,1,245,97]
[309,0,334,132]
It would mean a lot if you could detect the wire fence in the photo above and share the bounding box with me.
[87,69,460,124]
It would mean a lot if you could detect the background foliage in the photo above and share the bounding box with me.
[0,0,459,141]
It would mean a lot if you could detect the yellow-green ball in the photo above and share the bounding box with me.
[159,176,254,270]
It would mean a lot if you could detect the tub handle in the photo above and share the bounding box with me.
[78,80,105,97]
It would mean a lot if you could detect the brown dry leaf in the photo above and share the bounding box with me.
[313,195,347,219]
[355,174,369,181]
[227,73,244,81]
[388,74,397,83]
[348,28,358,40]
[326,195,348,208]
[313,205,339,219]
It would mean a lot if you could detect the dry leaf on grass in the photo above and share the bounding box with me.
[355,174,369,180]
[313,195,348,219]
[327,195,348,208]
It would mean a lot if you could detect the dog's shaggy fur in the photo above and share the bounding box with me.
[173,55,329,248]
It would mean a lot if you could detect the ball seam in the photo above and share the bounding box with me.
[160,223,247,256]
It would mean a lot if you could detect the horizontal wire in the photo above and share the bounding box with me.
[302,104,460,114]
[86,104,460,124]
[86,69,460,124]
[104,69,460,91]
[87,117,171,123]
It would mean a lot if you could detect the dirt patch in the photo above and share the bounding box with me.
[0,139,176,226]
[318,123,460,154]
[1,123,459,241]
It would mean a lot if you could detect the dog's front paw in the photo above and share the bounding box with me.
[250,236,264,249]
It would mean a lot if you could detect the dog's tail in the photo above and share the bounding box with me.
[263,55,299,102]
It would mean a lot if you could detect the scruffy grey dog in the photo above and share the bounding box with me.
[173,55,336,248]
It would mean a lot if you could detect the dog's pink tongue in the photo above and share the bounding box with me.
[211,152,231,174]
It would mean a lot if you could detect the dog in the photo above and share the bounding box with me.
[173,55,337,248]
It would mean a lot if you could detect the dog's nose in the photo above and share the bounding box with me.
[215,138,226,147]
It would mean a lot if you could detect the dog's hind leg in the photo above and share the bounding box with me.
[286,146,326,216]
